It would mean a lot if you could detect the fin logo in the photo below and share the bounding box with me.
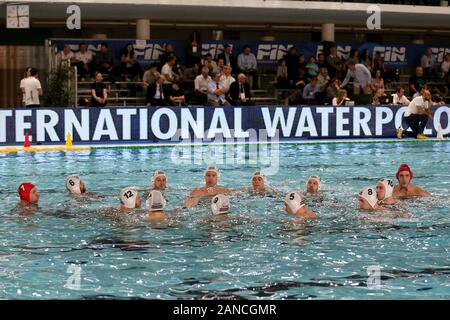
[373,46,406,62]
[142,43,166,60]
[431,48,450,63]
[316,45,352,60]
[257,44,293,61]
[202,44,228,60]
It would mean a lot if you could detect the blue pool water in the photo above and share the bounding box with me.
[0,142,449,300]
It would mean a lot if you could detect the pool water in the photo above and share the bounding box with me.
[0,142,449,300]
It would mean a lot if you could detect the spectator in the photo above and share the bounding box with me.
[298,54,306,72]
[237,45,258,90]
[326,46,340,77]
[392,87,410,105]
[334,61,347,81]
[409,66,427,96]
[203,53,219,75]
[90,72,107,107]
[229,73,251,106]
[421,48,437,81]
[283,47,299,83]
[193,67,211,104]
[187,31,201,67]
[19,67,32,107]
[73,42,93,80]
[217,59,225,74]
[305,56,319,80]
[120,43,143,80]
[275,58,290,89]
[147,74,169,107]
[168,81,186,106]
[341,61,372,95]
[184,63,200,82]
[348,49,359,64]
[220,65,235,94]
[21,68,42,108]
[218,44,237,71]
[159,44,176,69]
[332,89,350,106]
[92,43,116,78]
[142,63,159,87]
[58,44,74,65]
[372,51,385,76]
[294,67,308,92]
[161,55,177,86]
[317,67,330,92]
[317,53,326,70]
[302,77,321,104]
[372,88,388,105]
[207,72,230,106]
[440,53,450,79]
[371,69,385,94]
[398,89,433,140]
[360,49,372,71]
[327,78,341,101]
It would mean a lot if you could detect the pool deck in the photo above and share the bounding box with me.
[0,138,449,153]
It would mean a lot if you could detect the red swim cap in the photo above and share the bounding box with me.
[396,164,413,180]
[18,182,35,203]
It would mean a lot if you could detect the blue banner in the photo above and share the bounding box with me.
[52,39,450,69]
[1,105,449,145]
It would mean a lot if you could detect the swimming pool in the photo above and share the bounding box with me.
[0,142,449,300]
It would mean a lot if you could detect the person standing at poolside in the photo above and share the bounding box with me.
[392,164,431,198]
[184,166,230,207]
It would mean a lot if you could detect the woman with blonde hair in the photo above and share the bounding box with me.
[332,89,349,106]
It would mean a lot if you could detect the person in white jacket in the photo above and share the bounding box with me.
[340,62,372,95]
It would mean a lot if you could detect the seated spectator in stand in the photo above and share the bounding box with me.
[421,48,437,81]
[305,56,319,80]
[168,81,186,106]
[217,59,225,74]
[217,44,237,71]
[392,87,410,105]
[237,45,258,90]
[298,54,306,72]
[294,67,308,91]
[73,42,93,80]
[348,49,359,64]
[159,44,176,69]
[327,78,341,102]
[161,55,177,86]
[21,68,43,108]
[90,72,107,107]
[317,53,326,70]
[193,67,211,105]
[275,58,290,89]
[220,65,235,94]
[335,61,347,81]
[184,63,200,82]
[92,43,116,79]
[409,66,427,96]
[326,46,340,77]
[370,69,385,94]
[120,43,143,80]
[58,44,74,65]
[229,73,251,106]
[317,67,330,92]
[302,77,321,104]
[147,75,169,107]
[332,89,350,106]
[341,61,372,95]
[360,49,372,72]
[203,53,219,75]
[372,51,385,76]
[207,72,230,106]
[283,47,299,83]
[372,88,388,105]
[143,63,159,87]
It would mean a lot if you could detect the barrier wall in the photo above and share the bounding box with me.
[52,39,450,68]
[0,105,449,145]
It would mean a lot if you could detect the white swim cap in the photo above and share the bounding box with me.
[120,187,139,209]
[146,190,166,211]
[66,175,82,194]
[359,187,378,209]
[204,165,220,178]
[378,178,394,200]
[151,170,167,188]
[306,175,321,191]
[284,192,306,213]
[211,194,230,215]
[251,171,266,182]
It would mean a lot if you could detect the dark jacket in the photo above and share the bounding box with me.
[146,83,170,104]
[229,81,251,105]
[218,52,237,71]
